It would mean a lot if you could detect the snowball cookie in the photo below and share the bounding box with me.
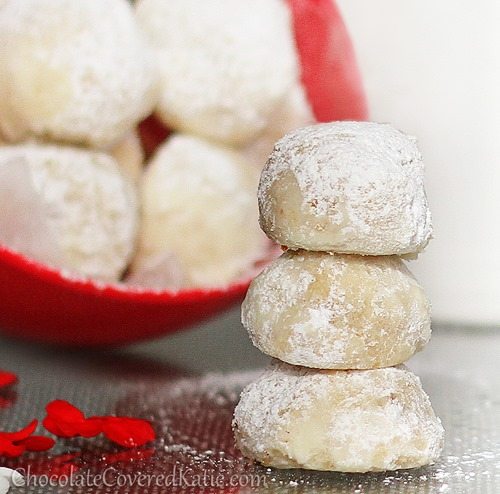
[242,251,431,369]
[135,0,300,147]
[132,134,268,289]
[259,121,433,255]
[0,0,158,148]
[0,144,137,281]
[233,362,444,472]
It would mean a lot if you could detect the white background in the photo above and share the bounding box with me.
[336,0,500,324]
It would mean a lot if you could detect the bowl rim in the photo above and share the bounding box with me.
[0,244,250,304]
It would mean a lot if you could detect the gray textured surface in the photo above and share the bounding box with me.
[0,311,499,493]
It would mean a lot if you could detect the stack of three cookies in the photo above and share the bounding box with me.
[233,122,444,473]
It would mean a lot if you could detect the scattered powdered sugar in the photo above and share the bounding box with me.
[258,121,433,255]
[242,250,431,369]
[142,370,264,403]
[0,0,158,148]
[107,359,496,491]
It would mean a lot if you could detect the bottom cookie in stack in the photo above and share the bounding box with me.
[233,361,444,472]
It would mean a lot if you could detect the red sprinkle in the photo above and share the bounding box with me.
[77,417,104,438]
[43,400,155,449]
[43,400,89,437]
[101,417,156,448]
[0,370,18,409]
[21,435,56,452]
[0,420,54,458]
[46,400,85,423]
[0,436,25,457]
[0,370,17,388]
[2,420,38,441]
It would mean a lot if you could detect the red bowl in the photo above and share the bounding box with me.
[0,0,366,347]
[0,245,254,347]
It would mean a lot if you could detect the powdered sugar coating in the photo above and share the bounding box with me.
[0,143,138,281]
[242,250,431,369]
[233,362,444,472]
[0,0,158,148]
[136,0,299,146]
[259,121,433,255]
[132,134,268,289]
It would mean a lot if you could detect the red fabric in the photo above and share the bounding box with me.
[287,0,368,121]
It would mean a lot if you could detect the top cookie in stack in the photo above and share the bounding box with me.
[258,121,432,255]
